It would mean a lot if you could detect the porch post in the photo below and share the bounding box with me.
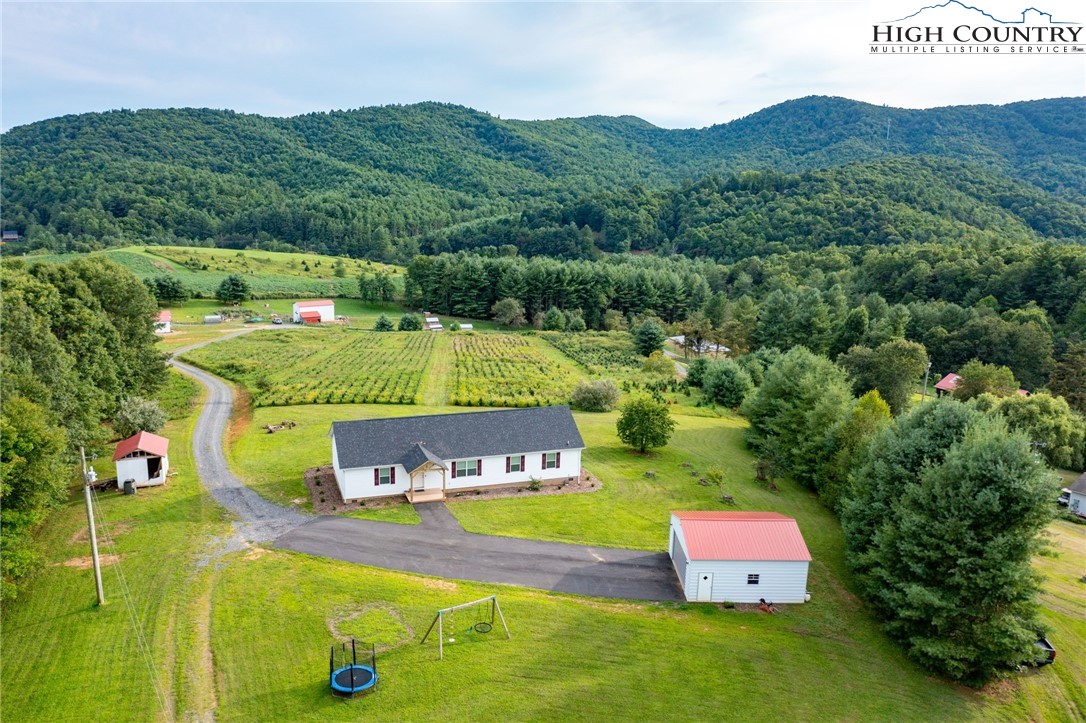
[409,470,415,504]
[442,466,447,500]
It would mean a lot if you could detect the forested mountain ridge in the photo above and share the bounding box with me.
[2,96,1083,259]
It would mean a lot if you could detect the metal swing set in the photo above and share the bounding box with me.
[420,595,510,660]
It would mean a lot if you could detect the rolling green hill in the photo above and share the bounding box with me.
[2,97,1083,261]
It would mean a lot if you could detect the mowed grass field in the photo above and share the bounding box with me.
[4,374,1084,720]
[16,245,399,298]
[0,379,234,722]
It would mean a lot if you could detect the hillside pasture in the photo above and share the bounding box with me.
[181,328,435,406]
[449,333,583,407]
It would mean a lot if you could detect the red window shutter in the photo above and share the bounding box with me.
[506,456,511,473]
[521,455,525,471]
[391,467,396,484]
[556,452,561,468]
[477,459,482,476]
[452,461,457,477]
[374,468,379,486]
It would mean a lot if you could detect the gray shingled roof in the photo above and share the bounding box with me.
[331,406,585,471]
[1070,471,1086,495]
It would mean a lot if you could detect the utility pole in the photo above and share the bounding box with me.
[81,447,106,606]
[921,361,932,405]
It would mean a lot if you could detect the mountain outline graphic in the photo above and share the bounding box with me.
[885,1,1077,24]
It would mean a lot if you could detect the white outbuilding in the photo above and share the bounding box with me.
[113,431,170,488]
[669,511,811,603]
[1068,472,1086,518]
[154,310,172,334]
[292,299,335,323]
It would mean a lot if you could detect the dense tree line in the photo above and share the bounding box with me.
[1,259,166,600]
[407,239,1085,394]
[733,347,1059,683]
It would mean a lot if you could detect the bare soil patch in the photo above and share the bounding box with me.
[60,554,122,569]
[70,520,135,545]
[328,603,415,652]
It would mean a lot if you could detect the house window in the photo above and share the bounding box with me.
[747,574,760,585]
[374,467,396,486]
[453,459,480,478]
[543,452,560,470]
[507,455,524,473]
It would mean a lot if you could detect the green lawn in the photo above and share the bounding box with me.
[208,548,980,722]
[0,387,234,722]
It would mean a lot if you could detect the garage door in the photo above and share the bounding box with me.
[671,530,688,587]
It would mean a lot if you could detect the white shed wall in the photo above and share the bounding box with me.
[1069,490,1086,517]
[292,303,335,323]
[115,455,169,488]
[682,560,809,603]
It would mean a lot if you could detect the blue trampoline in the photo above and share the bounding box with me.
[329,640,378,697]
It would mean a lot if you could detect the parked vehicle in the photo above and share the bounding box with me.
[1027,637,1057,667]
[273,318,284,325]
[1057,489,1070,507]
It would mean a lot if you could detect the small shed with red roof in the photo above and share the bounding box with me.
[292,299,335,323]
[154,309,172,334]
[113,431,170,488]
[669,511,811,603]
[934,373,961,396]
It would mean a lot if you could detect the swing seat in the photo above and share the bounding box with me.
[473,622,493,634]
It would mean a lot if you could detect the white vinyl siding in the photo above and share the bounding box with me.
[669,516,809,603]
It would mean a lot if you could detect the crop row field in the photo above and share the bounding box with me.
[542,331,643,374]
[181,329,435,406]
[449,333,583,407]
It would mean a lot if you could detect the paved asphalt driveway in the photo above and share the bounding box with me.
[172,332,682,601]
[275,503,683,601]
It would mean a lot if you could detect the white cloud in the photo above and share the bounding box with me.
[2,0,1083,131]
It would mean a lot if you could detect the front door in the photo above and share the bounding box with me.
[696,572,713,602]
[414,471,426,491]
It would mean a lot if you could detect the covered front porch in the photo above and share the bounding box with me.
[406,458,447,504]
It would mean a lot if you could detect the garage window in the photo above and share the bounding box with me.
[747,574,760,585]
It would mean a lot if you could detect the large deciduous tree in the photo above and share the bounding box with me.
[616,396,675,453]
[839,338,929,415]
[953,359,1019,400]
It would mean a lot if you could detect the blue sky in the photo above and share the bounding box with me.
[2,1,1083,131]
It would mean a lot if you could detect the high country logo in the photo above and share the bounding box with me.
[871,1,1083,53]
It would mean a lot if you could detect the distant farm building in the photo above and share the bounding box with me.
[1068,472,1086,518]
[113,431,170,488]
[293,299,335,324]
[329,406,584,503]
[457,323,473,331]
[668,335,730,355]
[934,372,1029,397]
[1,230,20,243]
[424,316,444,331]
[669,511,811,603]
[154,310,172,334]
[204,315,223,324]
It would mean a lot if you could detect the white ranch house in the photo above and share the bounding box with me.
[329,406,584,503]
[669,511,811,603]
[113,431,170,488]
[293,299,335,324]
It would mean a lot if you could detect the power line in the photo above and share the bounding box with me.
[91,489,171,719]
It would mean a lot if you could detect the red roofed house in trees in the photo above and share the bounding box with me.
[292,299,335,323]
[154,309,172,334]
[934,371,1030,397]
[669,511,811,603]
[113,431,170,488]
